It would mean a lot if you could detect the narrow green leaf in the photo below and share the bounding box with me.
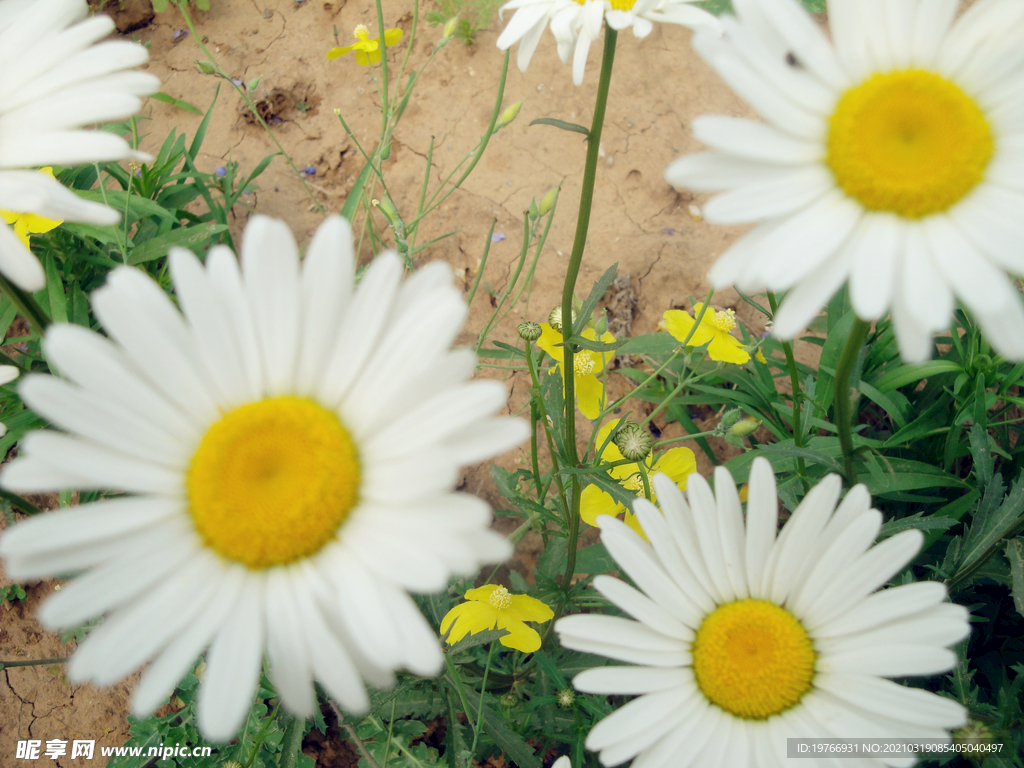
[340,156,373,222]
[873,359,963,393]
[879,512,956,539]
[189,82,220,160]
[529,117,590,138]
[278,711,307,768]
[969,421,994,487]
[150,91,203,115]
[127,222,228,265]
[445,627,509,655]
[757,443,844,475]
[573,263,618,336]
[614,333,680,356]
[43,254,67,324]
[565,334,624,353]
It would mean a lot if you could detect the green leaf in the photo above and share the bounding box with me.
[529,117,590,138]
[445,627,509,655]
[1006,538,1024,618]
[863,458,967,496]
[858,378,910,430]
[43,254,68,324]
[127,221,228,265]
[278,712,308,768]
[476,697,541,768]
[955,471,1024,585]
[879,512,957,539]
[614,333,681,356]
[574,542,616,574]
[150,90,203,114]
[573,263,618,336]
[756,444,844,475]
[970,421,995,487]
[340,154,374,222]
[873,359,963,393]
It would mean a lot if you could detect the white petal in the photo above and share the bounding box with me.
[847,213,902,322]
[691,116,821,164]
[744,456,779,598]
[814,581,948,637]
[815,673,966,728]
[572,665,689,695]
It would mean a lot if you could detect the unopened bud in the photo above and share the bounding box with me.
[518,321,542,342]
[372,197,400,227]
[719,408,743,430]
[593,310,608,335]
[196,60,216,75]
[556,688,576,709]
[333,108,341,116]
[442,16,459,39]
[614,421,651,462]
[954,720,995,760]
[499,691,519,709]
[527,199,539,220]
[548,305,577,334]
[497,99,525,129]
[728,417,760,438]
[539,187,559,216]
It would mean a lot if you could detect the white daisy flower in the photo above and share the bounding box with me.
[497,0,720,86]
[556,457,969,768]
[0,0,159,291]
[665,0,1024,363]
[0,214,527,741]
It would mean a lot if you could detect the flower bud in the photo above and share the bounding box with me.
[372,197,400,228]
[614,421,652,462]
[954,720,995,761]
[442,16,459,39]
[719,408,743,430]
[527,199,539,221]
[556,688,576,708]
[497,100,525,130]
[196,60,216,75]
[539,186,559,216]
[518,321,542,342]
[499,691,519,709]
[728,417,760,438]
[548,305,577,334]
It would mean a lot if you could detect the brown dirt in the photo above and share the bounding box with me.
[2,0,774,763]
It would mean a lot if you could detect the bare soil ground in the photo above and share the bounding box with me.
[1,0,767,763]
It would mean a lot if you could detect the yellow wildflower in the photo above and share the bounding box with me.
[580,419,696,537]
[536,323,614,420]
[0,167,62,247]
[441,584,554,653]
[326,24,404,66]
[663,303,751,364]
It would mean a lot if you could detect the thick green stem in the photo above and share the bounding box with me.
[558,24,617,599]
[835,318,871,485]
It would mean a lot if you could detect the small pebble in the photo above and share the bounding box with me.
[536,83,545,92]
[606,156,615,167]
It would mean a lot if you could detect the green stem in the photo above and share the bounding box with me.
[470,641,496,754]
[835,318,871,485]
[0,656,68,669]
[766,291,809,492]
[526,339,570,526]
[0,273,49,333]
[559,25,617,599]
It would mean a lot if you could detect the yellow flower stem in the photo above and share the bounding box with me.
[470,641,497,754]
[637,461,652,501]
[0,272,49,333]
[175,2,326,215]
[835,317,871,485]
[767,291,810,493]
[525,338,571,526]
[558,25,617,617]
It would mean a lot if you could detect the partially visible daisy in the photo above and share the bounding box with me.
[0,214,527,741]
[666,0,1024,363]
[326,24,404,66]
[663,304,752,364]
[0,0,159,291]
[536,322,614,420]
[580,418,695,536]
[0,167,62,247]
[497,0,720,86]
[441,584,554,653]
[558,457,969,767]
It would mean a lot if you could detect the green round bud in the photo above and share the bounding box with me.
[614,421,652,462]
[719,408,743,429]
[539,187,559,216]
[728,417,760,438]
[556,688,576,708]
[548,306,577,334]
[499,691,519,709]
[518,321,542,342]
[497,100,525,129]
[196,60,216,75]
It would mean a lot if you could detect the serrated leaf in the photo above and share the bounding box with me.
[445,627,509,655]
[970,421,994,487]
[955,472,1024,585]
[574,542,617,574]
[879,512,956,539]
[1006,538,1024,618]
[529,117,590,137]
[614,333,681,356]
[127,221,228,265]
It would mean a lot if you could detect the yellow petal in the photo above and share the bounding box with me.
[652,447,697,488]
[663,309,695,344]
[536,323,564,363]
[326,45,354,59]
[574,372,603,420]
[495,615,542,653]
[365,46,383,64]
[383,27,404,46]
[464,584,500,602]
[20,212,60,236]
[0,211,19,225]
[580,484,623,526]
[707,333,751,364]
[581,327,616,373]
[355,49,373,65]
[506,594,554,623]
[441,601,497,644]
[756,349,767,364]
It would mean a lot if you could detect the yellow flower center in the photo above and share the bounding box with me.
[353,24,369,40]
[187,397,360,569]
[827,70,993,218]
[692,599,816,720]
[711,309,737,333]
[490,586,513,609]
[573,355,595,377]
[622,474,644,493]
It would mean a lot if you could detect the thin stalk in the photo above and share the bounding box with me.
[557,24,617,613]
[374,0,390,139]
[526,338,570,526]
[470,641,497,754]
[766,291,809,492]
[835,318,871,485]
[0,656,68,668]
[0,273,49,333]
